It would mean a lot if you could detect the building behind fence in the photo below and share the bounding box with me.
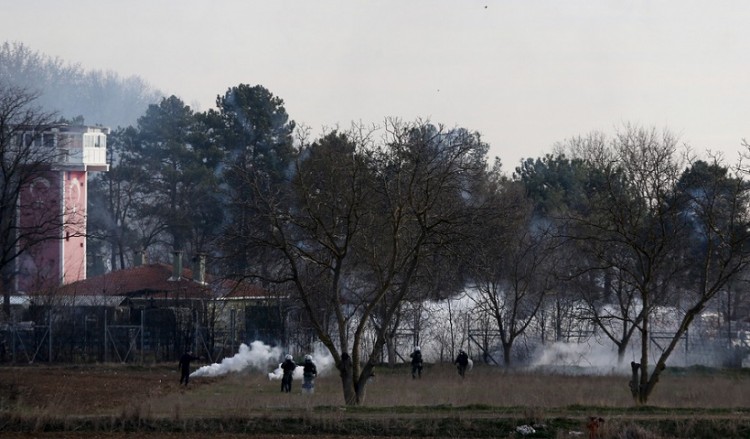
[0,259,289,364]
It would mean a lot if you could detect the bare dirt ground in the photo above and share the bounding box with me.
[3,362,750,438]
[0,364,175,415]
[0,364,448,438]
[0,366,278,438]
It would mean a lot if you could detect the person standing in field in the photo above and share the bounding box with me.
[302,354,318,394]
[410,346,423,379]
[281,354,297,393]
[455,349,469,378]
[178,350,200,386]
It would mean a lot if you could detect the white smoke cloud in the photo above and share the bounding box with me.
[267,343,336,380]
[191,340,283,378]
[190,340,336,380]
[529,339,632,375]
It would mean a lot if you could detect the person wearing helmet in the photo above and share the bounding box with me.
[281,354,297,393]
[410,346,423,379]
[302,354,318,394]
[455,349,469,378]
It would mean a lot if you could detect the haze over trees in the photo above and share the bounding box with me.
[6,43,750,406]
[0,41,162,128]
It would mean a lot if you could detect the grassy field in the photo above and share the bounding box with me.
[2,362,750,438]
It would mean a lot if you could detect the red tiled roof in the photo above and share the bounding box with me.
[221,281,274,299]
[55,263,276,301]
[57,263,208,298]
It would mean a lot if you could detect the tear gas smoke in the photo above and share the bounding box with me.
[267,343,335,380]
[190,340,335,379]
[191,340,283,378]
[529,340,634,375]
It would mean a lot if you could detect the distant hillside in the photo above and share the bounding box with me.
[0,41,163,128]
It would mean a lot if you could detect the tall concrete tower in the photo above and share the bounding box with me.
[16,125,109,293]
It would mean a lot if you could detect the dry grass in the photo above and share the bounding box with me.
[3,362,750,438]
[143,363,750,415]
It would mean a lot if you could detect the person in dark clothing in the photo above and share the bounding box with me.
[455,349,469,378]
[178,350,200,386]
[410,346,423,379]
[280,354,297,393]
[302,354,318,393]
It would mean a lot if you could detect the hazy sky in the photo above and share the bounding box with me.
[3,1,750,170]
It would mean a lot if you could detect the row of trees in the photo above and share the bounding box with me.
[2,80,750,406]
[87,85,295,272]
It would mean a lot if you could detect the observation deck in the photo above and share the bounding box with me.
[16,125,110,172]
[51,125,110,172]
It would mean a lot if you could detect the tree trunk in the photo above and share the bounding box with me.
[628,361,640,400]
[2,268,13,318]
[338,353,357,405]
[386,338,397,368]
[617,343,627,365]
[502,341,512,367]
[637,304,649,405]
[355,363,376,404]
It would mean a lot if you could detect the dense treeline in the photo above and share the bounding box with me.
[3,44,750,405]
[84,84,750,405]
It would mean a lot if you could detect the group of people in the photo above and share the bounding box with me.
[177,350,318,393]
[411,347,471,379]
[179,345,468,390]
[280,353,318,393]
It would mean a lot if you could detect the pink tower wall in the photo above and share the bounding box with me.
[17,170,89,292]
[18,171,62,292]
[62,170,87,284]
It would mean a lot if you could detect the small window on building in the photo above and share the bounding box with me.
[23,132,36,147]
[43,133,55,148]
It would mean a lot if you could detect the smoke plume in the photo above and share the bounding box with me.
[191,341,283,378]
[267,343,335,380]
[190,340,336,379]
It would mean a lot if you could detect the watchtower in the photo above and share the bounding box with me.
[15,125,109,293]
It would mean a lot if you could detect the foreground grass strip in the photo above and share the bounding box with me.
[3,412,750,438]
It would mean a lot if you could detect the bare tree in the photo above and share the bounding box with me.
[553,135,644,364]
[467,180,560,366]
[0,84,59,317]
[88,126,147,270]
[234,120,489,405]
[562,125,750,404]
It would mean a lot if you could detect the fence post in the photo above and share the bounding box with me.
[11,325,15,363]
[104,311,108,363]
[48,312,52,363]
[141,309,145,365]
[230,308,236,354]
